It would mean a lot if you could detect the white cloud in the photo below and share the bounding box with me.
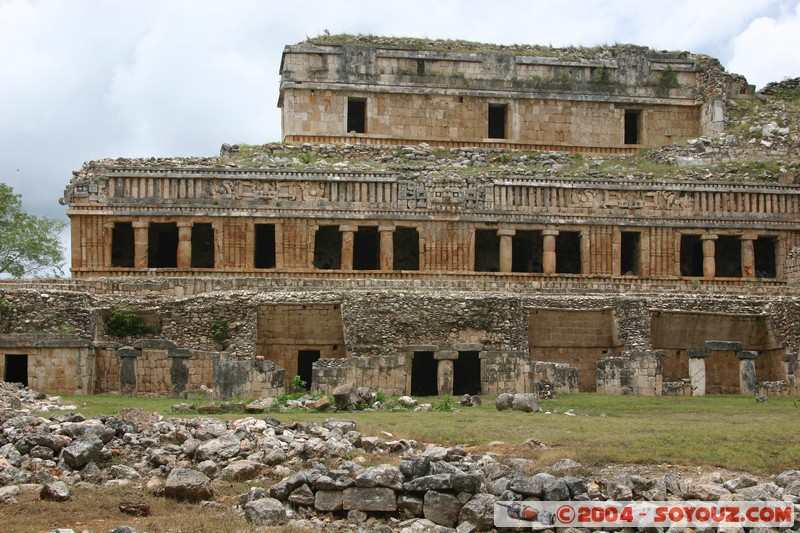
[728,2,800,89]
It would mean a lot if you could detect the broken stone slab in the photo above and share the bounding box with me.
[507,472,556,497]
[403,473,454,492]
[511,393,540,413]
[287,484,315,507]
[355,464,404,490]
[314,489,344,512]
[332,383,360,410]
[61,436,104,469]
[244,497,289,526]
[218,460,262,482]
[458,492,497,531]
[164,467,213,502]
[342,486,397,511]
[495,393,513,410]
[40,481,70,501]
[423,490,462,527]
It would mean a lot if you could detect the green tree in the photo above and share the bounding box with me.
[0,182,66,277]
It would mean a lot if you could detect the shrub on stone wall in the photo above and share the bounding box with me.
[105,309,146,338]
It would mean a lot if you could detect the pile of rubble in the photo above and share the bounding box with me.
[0,381,76,416]
[1,382,800,532]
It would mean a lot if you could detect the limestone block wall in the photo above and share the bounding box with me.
[312,356,408,395]
[0,335,94,394]
[596,351,663,395]
[282,88,701,148]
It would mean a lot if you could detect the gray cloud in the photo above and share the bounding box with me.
[0,0,797,231]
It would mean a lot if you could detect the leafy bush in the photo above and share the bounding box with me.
[290,374,308,392]
[432,394,455,411]
[210,319,230,343]
[105,309,145,338]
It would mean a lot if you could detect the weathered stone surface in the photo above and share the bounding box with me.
[495,393,514,411]
[314,489,344,512]
[164,467,213,502]
[110,465,142,480]
[452,473,482,493]
[544,478,570,501]
[0,485,20,504]
[119,501,150,516]
[332,383,359,410]
[511,393,540,413]
[288,484,315,506]
[244,497,288,526]
[342,487,397,511]
[322,418,357,433]
[508,473,555,497]
[423,490,462,527]
[776,470,800,488]
[400,456,431,480]
[404,473,453,492]
[61,436,103,469]
[458,493,497,531]
[355,465,404,490]
[40,481,70,501]
[397,493,424,517]
[219,460,262,482]
[194,433,240,461]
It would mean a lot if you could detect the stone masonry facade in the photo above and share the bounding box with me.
[2,37,798,398]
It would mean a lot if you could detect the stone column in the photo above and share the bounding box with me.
[339,225,357,270]
[737,350,758,395]
[580,230,590,275]
[497,228,515,273]
[117,346,141,396]
[103,222,115,267]
[435,350,458,396]
[688,350,707,396]
[740,233,756,278]
[542,229,559,274]
[379,225,395,271]
[176,221,193,269]
[701,234,718,279]
[132,221,149,269]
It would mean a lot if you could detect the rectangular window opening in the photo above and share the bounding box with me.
[621,231,641,276]
[716,235,742,277]
[347,98,366,134]
[393,227,419,271]
[111,222,134,268]
[353,226,380,270]
[754,237,777,278]
[254,224,277,269]
[474,229,500,272]
[488,104,507,139]
[512,230,543,273]
[313,225,342,270]
[680,235,703,276]
[624,109,640,145]
[556,231,581,274]
[191,223,215,269]
[148,222,178,268]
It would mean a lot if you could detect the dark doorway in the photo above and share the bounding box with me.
[191,223,215,268]
[394,227,419,270]
[556,231,581,274]
[453,351,481,395]
[347,98,366,133]
[411,351,438,396]
[512,230,543,273]
[714,235,742,278]
[624,110,640,145]
[4,354,28,386]
[297,350,320,391]
[354,227,379,270]
[680,235,703,276]
[754,237,777,278]
[313,226,342,269]
[111,222,134,268]
[621,231,641,275]
[474,230,500,272]
[148,223,178,268]
[716,236,742,277]
[488,104,507,139]
[255,224,277,269]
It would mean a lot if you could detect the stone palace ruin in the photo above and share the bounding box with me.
[1,35,799,399]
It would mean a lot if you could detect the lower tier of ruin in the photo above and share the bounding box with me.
[1,277,798,399]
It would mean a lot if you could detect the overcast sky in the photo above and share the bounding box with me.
[1,0,799,228]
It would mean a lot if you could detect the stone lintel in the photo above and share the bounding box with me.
[453,343,484,352]
[704,340,743,352]
[168,348,193,359]
[131,221,149,229]
[542,229,559,237]
[116,346,141,358]
[339,225,358,233]
[700,234,719,241]
[687,349,708,359]
[133,339,177,350]
[737,350,758,360]
[739,232,759,241]
[435,350,459,360]
[497,229,516,237]
[176,221,193,228]
[405,344,439,353]
[378,225,395,232]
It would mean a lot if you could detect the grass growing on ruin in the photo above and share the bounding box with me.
[53,393,800,475]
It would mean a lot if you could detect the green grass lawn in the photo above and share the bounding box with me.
[52,393,800,475]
